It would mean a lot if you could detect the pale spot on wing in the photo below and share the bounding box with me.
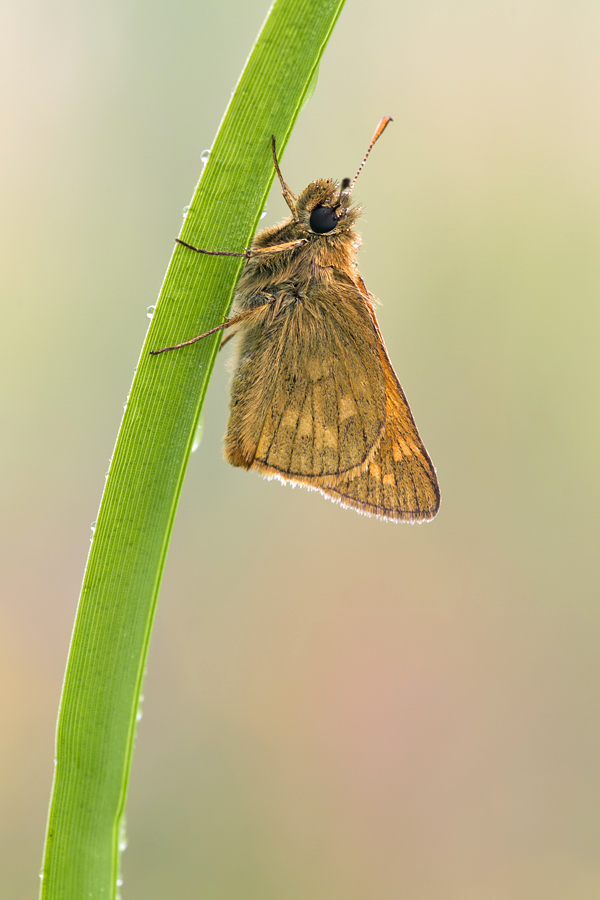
[289,390,314,474]
[369,461,381,479]
[306,357,329,381]
[281,408,300,430]
[323,426,337,449]
[383,473,395,486]
[338,395,357,421]
[298,411,313,437]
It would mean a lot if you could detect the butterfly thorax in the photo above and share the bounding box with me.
[236,179,362,310]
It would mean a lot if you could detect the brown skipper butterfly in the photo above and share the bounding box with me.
[152,118,440,522]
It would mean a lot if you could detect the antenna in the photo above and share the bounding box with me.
[350,116,393,192]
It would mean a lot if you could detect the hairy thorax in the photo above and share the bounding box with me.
[235,226,361,311]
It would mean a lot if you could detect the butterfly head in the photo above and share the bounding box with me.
[297,179,360,236]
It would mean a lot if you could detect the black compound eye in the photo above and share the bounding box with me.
[309,205,338,234]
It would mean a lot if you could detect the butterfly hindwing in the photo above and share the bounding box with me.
[225,281,387,484]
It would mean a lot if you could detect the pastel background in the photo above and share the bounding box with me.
[2,1,600,897]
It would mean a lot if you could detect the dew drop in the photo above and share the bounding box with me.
[118,818,128,853]
[200,149,210,166]
[191,413,204,452]
[146,306,155,319]
[182,205,190,217]
[90,521,97,533]
[117,879,123,886]
[260,207,267,220]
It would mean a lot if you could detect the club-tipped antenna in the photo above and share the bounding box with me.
[349,116,393,193]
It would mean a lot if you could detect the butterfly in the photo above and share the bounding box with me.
[152,118,440,522]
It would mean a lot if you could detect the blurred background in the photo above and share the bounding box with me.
[2,0,600,897]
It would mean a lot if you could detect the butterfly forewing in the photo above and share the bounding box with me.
[319,345,440,521]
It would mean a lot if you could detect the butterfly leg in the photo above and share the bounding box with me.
[219,331,237,352]
[175,239,251,259]
[176,237,306,257]
[150,295,278,355]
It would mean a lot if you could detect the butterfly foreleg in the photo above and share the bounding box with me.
[175,237,306,258]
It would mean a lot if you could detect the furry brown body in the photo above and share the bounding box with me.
[224,178,440,521]
[153,124,440,522]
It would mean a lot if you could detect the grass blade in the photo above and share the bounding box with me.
[40,0,346,896]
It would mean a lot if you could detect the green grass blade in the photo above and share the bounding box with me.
[40,1,346,896]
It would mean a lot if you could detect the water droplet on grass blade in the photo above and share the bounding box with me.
[118,818,128,852]
[192,413,204,452]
